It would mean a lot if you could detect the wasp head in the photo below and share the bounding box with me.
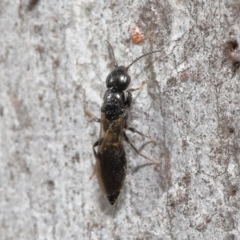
[106,66,131,90]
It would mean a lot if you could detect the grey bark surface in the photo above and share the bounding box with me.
[1,0,240,239]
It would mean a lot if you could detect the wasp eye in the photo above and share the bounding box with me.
[106,66,131,90]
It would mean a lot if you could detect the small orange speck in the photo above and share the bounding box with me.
[131,26,144,44]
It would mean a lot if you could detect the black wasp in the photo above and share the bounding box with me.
[93,41,160,205]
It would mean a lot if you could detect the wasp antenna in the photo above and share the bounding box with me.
[105,40,118,68]
[126,50,161,70]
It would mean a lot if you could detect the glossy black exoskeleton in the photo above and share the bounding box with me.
[93,42,160,205]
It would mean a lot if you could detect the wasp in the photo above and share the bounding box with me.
[93,42,160,205]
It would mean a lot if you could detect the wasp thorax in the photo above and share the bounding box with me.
[106,66,131,90]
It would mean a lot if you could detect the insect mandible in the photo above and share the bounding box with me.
[92,41,160,205]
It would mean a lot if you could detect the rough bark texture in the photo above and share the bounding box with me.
[1,0,240,239]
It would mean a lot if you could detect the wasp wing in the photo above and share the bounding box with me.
[96,113,127,204]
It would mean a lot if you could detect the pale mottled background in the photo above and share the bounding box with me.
[1,0,240,239]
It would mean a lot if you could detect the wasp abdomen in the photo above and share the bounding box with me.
[98,145,127,198]
[97,150,126,205]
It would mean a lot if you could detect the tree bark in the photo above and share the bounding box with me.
[1,0,240,239]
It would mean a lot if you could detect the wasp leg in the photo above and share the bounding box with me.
[125,126,157,144]
[125,82,146,107]
[91,139,103,179]
[128,81,146,92]
[84,109,101,122]
[92,140,100,159]
[232,61,240,78]
[94,118,101,122]
[123,132,159,166]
